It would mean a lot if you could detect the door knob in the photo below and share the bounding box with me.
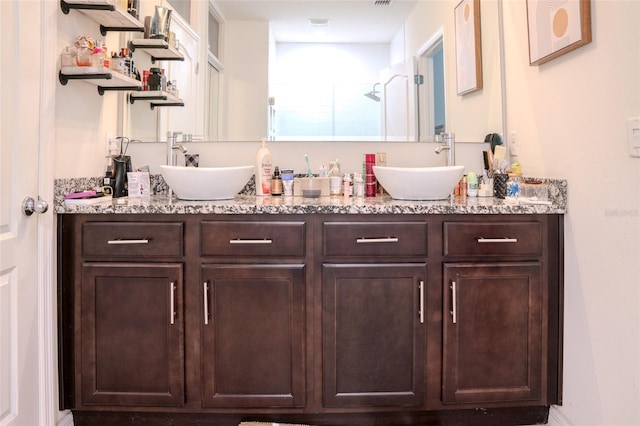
[22,196,49,216]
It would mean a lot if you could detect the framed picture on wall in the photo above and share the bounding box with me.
[527,0,592,65]
[454,0,483,95]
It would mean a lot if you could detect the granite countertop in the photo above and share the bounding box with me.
[54,176,567,215]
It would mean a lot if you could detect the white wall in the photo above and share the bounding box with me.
[220,20,270,140]
[502,1,640,425]
[403,0,504,143]
[55,8,122,178]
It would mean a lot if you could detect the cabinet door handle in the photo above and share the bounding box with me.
[419,280,425,324]
[450,281,457,324]
[203,281,210,325]
[229,239,273,245]
[356,237,399,244]
[477,237,518,243]
[107,238,150,245]
[170,281,176,325]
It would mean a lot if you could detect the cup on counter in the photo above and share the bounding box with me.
[185,154,199,167]
[493,173,508,199]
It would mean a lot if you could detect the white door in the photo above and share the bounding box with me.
[380,61,417,141]
[1,1,55,425]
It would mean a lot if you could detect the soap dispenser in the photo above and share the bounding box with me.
[255,138,272,196]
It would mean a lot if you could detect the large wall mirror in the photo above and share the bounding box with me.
[126,0,505,143]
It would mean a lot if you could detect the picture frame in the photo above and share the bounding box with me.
[526,0,592,66]
[454,0,482,95]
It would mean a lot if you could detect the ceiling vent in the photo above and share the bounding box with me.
[373,0,394,5]
[308,18,330,27]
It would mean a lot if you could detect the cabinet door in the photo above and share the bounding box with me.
[80,262,184,407]
[442,262,542,404]
[322,264,427,407]
[201,264,306,408]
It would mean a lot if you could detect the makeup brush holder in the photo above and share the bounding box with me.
[112,155,132,198]
[493,173,509,199]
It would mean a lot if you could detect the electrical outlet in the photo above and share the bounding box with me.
[509,132,519,156]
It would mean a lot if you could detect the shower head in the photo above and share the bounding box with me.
[364,83,381,102]
[364,91,380,102]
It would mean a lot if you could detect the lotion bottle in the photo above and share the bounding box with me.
[255,138,272,196]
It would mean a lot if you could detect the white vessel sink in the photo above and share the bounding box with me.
[160,165,254,200]
[373,165,465,200]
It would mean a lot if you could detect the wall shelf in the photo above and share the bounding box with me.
[129,39,185,63]
[60,0,144,35]
[129,91,184,109]
[59,66,142,95]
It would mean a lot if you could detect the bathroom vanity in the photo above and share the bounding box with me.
[56,186,565,426]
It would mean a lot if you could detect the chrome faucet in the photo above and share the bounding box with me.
[167,131,186,166]
[435,132,455,166]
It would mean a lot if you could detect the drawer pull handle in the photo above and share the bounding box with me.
[107,238,150,245]
[229,239,273,245]
[419,281,425,324]
[450,281,457,324]
[477,237,518,244]
[170,282,176,325]
[356,237,399,244]
[203,281,210,325]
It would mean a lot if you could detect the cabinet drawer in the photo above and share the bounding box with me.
[82,222,183,257]
[444,221,542,257]
[201,221,305,257]
[323,222,428,257]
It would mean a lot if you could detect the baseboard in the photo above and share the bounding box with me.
[548,406,571,426]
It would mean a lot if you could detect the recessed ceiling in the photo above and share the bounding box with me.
[214,0,418,43]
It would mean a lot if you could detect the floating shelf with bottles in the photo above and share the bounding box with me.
[129,91,184,109]
[60,0,144,35]
[128,39,185,63]
[59,66,142,95]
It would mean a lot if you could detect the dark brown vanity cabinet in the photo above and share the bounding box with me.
[442,262,542,404]
[200,264,306,408]
[321,220,428,408]
[60,219,186,408]
[199,220,307,408]
[58,213,563,425]
[80,262,185,407]
[322,263,427,407]
[441,219,562,407]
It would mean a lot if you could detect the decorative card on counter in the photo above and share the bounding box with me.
[127,172,151,197]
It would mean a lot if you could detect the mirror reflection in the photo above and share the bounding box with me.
[126,0,504,143]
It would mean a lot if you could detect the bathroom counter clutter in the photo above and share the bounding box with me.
[54,177,566,215]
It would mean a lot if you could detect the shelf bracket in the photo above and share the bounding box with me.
[59,71,113,86]
[150,102,185,110]
[150,56,185,65]
[97,86,142,96]
[129,94,168,104]
[60,0,115,15]
[100,25,145,37]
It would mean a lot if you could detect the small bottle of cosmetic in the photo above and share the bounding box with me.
[467,172,478,197]
[343,173,352,197]
[281,169,294,196]
[353,172,365,198]
[270,166,283,196]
